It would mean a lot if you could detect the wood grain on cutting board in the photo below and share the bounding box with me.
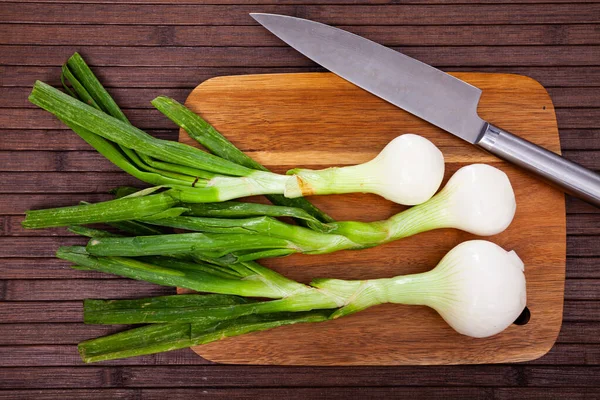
[179,72,565,365]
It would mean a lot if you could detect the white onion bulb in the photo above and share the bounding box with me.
[424,240,527,338]
[440,164,517,236]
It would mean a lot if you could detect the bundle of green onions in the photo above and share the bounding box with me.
[21,53,526,364]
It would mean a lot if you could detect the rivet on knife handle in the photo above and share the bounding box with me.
[477,123,600,207]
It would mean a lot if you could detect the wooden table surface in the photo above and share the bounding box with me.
[0,1,599,398]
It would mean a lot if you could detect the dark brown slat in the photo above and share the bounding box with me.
[0,388,595,400]
[0,388,497,400]
[564,301,600,321]
[568,196,600,214]
[4,107,599,131]
[566,257,600,278]
[495,388,600,399]
[568,236,600,257]
[0,237,88,258]
[0,109,177,130]
[1,279,174,301]
[0,346,208,367]
[562,151,600,171]
[5,86,600,109]
[0,216,75,236]
[549,88,600,108]
[3,45,600,67]
[92,365,600,387]
[0,365,521,388]
[0,194,113,214]
[0,365,597,388]
[0,324,127,345]
[0,343,598,367]
[0,87,188,109]
[12,0,600,4]
[3,24,600,47]
[0,151,119,172]
[0,66,323,88]
[0,172,141,193]
[1,300,597,323]
[1,4,599,25]
[0,130,176,151]
[560,130,600,151]
[0,258,119,279]
[558,322,600,343]
[568,214,600,234]
[556,108,600,129]
[0,301,82,322]
[523,366,600,387]
[4,66,600,89]
[565,279,600,300]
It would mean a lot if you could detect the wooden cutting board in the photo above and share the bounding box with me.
[178,72,566,365]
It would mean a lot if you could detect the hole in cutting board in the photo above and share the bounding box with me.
[513,306,531,325]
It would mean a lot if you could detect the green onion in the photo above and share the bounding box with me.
[84,164,516,261]
[77,240,526,339]
[25,78,451,229]
[153,97,446,207]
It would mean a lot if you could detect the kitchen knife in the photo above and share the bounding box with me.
[251,13,600,207]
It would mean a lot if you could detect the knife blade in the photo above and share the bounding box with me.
[251,13,600,207]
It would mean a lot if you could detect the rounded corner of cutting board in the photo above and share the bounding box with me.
[178,72,566,366]
[488,72,558,125]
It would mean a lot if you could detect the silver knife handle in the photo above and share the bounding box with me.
[477,123,600,207]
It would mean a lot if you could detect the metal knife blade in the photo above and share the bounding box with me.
[250,13,486,144]
[251,12,600,207]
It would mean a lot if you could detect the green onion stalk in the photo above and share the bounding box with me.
[68,239,526,362]
[84,164,517,263]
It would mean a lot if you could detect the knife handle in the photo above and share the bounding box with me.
[477,123,600,208]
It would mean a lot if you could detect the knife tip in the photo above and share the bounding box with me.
[249,12,287,23]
